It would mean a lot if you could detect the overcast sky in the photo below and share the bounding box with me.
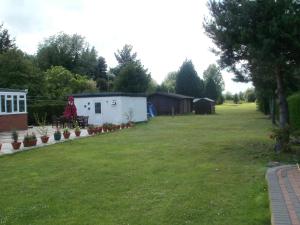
[0,0,252,93]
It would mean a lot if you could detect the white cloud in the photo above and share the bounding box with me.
[0,0,252,93]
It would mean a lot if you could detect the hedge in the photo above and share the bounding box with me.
[288,92,300,130]
[27,102,66,125]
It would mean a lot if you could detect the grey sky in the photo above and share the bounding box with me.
[0,0,252,93]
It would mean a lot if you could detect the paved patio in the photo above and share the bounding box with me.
[267,165,300,225]
[0,126,89,155]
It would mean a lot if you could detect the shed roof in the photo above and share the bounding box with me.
[193,98,215,103]
[72,92,147,98]
[148,92,194,100]
[0,88,27,93]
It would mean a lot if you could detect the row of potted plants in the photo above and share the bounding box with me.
[0,122,134,151]
[7,126,82,151]
[87,122,133,135]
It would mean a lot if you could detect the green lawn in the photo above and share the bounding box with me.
[0,103,276,225]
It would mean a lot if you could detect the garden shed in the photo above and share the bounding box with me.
[147,92,193,115]
[0,88,28,131]
[73,92,147,125]
[193,98,215,114]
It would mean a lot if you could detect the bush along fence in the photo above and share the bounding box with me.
[288,92,300,130]
[27,102,66,125]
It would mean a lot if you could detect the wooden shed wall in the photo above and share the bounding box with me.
[148,95,192,115]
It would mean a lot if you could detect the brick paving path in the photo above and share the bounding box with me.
[267,165,300,225]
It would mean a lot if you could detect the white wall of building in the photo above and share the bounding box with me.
[74,96,147,125]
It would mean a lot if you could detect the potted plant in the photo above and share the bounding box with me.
[54,129,61,141]
[75,126,81,137]
[103,123,108,132]
[63,128,71,139]
[11,130,21,150]
[96,126,102,134]
[23,132,37,147]
[121,123,126,129]
[87,125,94,135]
[34,113,49,144]
[116,124,121,130]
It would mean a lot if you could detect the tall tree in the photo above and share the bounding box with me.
[161,71,178,93]
[113,62,151,93]
[203,64,224,92]
[175,60,204,97]
[114,44,137,65]
[204,78,218,101]
[37,32,98,78]
[0,49,45,97]
[204,0,300,130]
[94,56,108,91]
[0,23,15,53]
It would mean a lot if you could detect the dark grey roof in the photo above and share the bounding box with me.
[0,88,27,93]
[72,92,147,98]
[148,92,194,99]
[193,98,215,103]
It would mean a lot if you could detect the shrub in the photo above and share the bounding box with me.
[288,92,300,129]
[28,102,66,125]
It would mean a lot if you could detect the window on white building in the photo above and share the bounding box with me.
[0,93,26,114]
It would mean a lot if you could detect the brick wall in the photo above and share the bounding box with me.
[0,114,28,132]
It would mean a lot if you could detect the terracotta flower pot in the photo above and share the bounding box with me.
[41,136,49,144]
[11,142,21,150]
[30,140,37,146]
[75,131,81,137]
[63,132,70,139]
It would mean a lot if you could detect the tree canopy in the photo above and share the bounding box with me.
[204,0,300,130]
[175,60,204,97]
[0,23,15,53]
[114,62,151,93]
[37,32,98,78]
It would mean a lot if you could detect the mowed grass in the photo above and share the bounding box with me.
[0,103,274,225]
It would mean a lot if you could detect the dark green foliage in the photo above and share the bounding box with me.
[44,66,97,100]
[245,88,256,102]
[175,60,204,97]
[27,102,66,125]
[114,44,137,66]
[160,71,178,93]
[256,97,270,115]
[112,45,152,92]
[204,0,300,130]
[0,49,45,97]
[225,92,233,101]
[0,23,15,53]
[114,62,151,93]
[94,56,108,91]
[37,33,98,78]
[288,93,300,129]
[233,94,239,104]
[204,78,218,101]
[203,64,224,100]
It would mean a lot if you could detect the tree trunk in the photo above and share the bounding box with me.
[270,96,276,125]
[274,66,289,153]
[275,67,289,128]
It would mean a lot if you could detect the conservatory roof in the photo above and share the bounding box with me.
[0,88,27,93]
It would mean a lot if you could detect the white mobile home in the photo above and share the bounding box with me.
[73,92,147,125]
